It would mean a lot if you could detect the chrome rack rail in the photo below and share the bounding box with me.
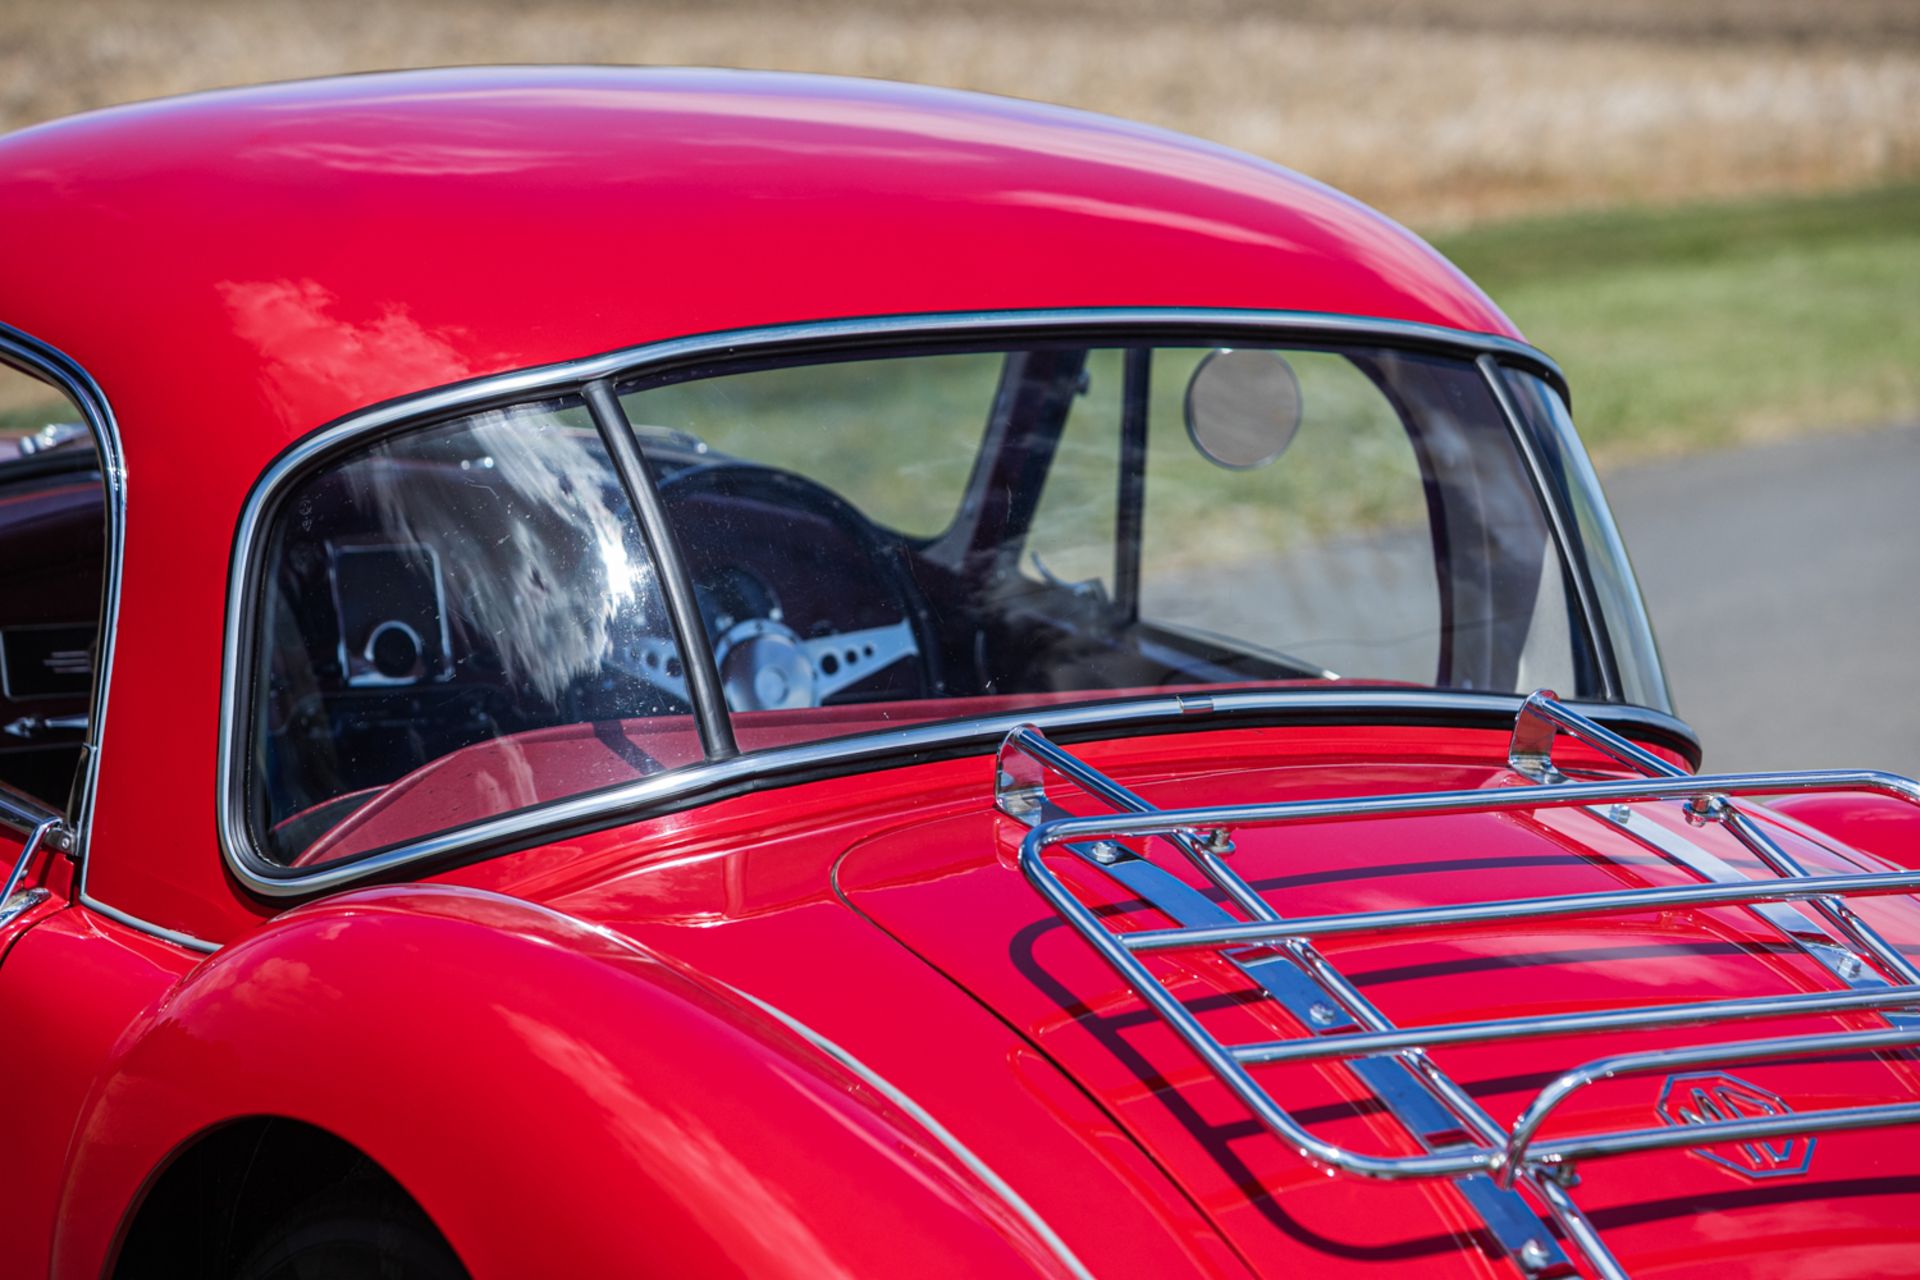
[996,691,1920,1280]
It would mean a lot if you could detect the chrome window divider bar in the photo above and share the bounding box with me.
[584,379,738,760]
[998,692,1920,1280]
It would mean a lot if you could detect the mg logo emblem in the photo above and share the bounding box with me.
[1656,1072,1813,1179]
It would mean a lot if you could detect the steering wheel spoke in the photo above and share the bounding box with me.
[619,634,689,700]
[655,462,939,712]
[801,619,919,701]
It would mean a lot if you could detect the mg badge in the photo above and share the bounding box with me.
[1656,1072,1813,1179]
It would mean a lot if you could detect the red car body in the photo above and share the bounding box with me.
[2,67,1917,1278]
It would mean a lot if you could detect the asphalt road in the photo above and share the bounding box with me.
[1601,423,1920,776]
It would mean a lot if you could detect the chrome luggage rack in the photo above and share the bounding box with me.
[995,692,1920,1280]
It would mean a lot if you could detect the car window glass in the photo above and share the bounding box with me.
[1504,370,1671,711]
[244,337,1650,875]
[1021,348,1124,591]
[621,353,1003,539]
[1144,348,1439,684]
[1513,545,1578,696]
[1026,347,1441,684]
[0,360,105,813]
[248,399,695,867]
[620,341,1596,751]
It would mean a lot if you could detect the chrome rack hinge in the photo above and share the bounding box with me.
[0,887,49,928]
[1508,689,1569,784]
[0,803,68,911]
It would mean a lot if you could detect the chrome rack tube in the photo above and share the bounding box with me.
[1000,726,1615,1277]
[1027,769,1920,850]
[1719,806,1920,987]
[1120,869,1920,951]
[1001,708,1920,1280]
[1497,1027,1920,1186]
[1004,727,1482,1180]
[1017,840,1492,1180]
[1532,1101,1920,1166]
[1508,687,1680,782]
[1512,690,1920,991]
[1228,984,1920,1065]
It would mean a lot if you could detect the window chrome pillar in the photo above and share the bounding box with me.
[1112,347,1149,619]
[583,379,737,759]
[1477,354,1621,700]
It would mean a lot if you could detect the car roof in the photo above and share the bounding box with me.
[0,66,1515,450]
[0,67,1527,945]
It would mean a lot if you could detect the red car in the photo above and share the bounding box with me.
[3,67,1917,1280]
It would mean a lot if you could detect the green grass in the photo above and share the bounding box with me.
[623,185,1920,523]
[1430,184,1920,462]
[622,179,1920,562]
[0,396,74,438]
[625,345,1432,559]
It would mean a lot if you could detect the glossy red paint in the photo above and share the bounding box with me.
[1765,793,1920,871]
[12,721,1920,1275]
[461,725,1920,1276]
[39,889,1131,1279]
[2,67,1913,1280]
[832,741,1920,1276]
[0,67,1516,947]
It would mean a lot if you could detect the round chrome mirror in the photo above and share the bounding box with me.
[1183,349,1303,471]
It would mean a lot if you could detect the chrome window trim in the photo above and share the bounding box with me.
[218,306,1661,900]
[225,689,1694,899]
[0,330,206,952]
[1477,354,1621,700]
[1493,361,1676,711]
[584,379,739,758]
[77,890,221,955]
[0,322,123,866]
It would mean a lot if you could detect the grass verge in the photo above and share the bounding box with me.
[1431,184,1920,463]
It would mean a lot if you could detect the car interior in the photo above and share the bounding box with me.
[0,368,105,816]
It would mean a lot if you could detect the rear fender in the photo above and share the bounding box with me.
[56,885,1080,1279]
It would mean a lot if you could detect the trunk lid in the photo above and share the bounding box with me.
[827,726,1920,1278]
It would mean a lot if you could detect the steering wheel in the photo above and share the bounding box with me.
[642,462,941,712]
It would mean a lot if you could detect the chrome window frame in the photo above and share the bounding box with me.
[1493,363,1674,710]
[218,307,1693,899]
[0,323,201,945]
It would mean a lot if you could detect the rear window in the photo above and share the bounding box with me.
[247,400,694,866]
[240,333,1643,873]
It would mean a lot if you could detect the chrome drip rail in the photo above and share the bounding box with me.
[998,692,1920,1280]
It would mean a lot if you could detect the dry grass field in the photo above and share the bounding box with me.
[3,0,1918,226]
[3,0,1916,450]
